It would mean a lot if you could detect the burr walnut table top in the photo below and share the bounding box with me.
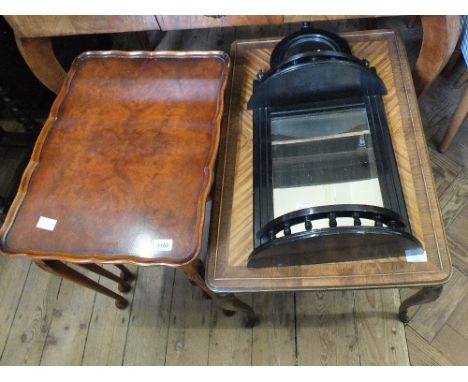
[0,51,229,266]
[206,30,452,292]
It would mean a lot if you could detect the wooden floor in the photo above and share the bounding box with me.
[0,18,467,365]
[402,63,468,366]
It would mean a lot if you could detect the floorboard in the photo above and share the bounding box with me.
[207,295,253,366]
[431,325,468,366]
[296,290,357,365]
[251,292,296,366]
[405,327,453,366]
[0,264,61,365]
[122,267,174,366]
[0,257,31,359]
[39,268,98,365]
[81,265,137,366]
[447,293,468,339]
[164,269,212,366]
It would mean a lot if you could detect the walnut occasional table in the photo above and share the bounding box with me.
[0,51,256,324]
[206,30,452,323]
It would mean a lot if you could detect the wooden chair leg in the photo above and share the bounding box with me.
[439,86,468,153]
[454,70,468,89]
[114,264,136,281]
[77,263,132,293]
[413,16,461,95]
[398,285,443,324]
[14,35,67,94]
[34,260,129,309]
[442,47,462,77]
[407,16,419,29]
[180,258,258,327]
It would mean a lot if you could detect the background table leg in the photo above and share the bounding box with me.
[15,35,67,94]
[413,16,461,95]
[439,86,468,153]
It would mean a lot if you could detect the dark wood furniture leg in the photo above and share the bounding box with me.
[455,71,468,89]
[34,260,129,309]
[114,264,137,281]
[439,86,468,153]
[398,285,443,324]
[443,47,462,77]
[407,16,419,29]
[15,35,67,94]
[180,258,258,327]
[77,263,133,293]
[413,16,461,95]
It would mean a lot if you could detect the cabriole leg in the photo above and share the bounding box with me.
[180,258,258,327]
[399,285,443,324]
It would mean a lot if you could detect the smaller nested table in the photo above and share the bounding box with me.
[0,51,255,324]
[206,31,452,323]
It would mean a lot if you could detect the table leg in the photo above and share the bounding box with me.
[15,35,67,94]
[114,264,137,281]
[77,263,133,293]
[413,16,461,95]
[398,285,443,324]
[439,85,468,153]
[180,258,258,327]
[34,260,129,309]
[455,71,468,89]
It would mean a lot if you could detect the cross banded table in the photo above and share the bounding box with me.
[206,30,452,323]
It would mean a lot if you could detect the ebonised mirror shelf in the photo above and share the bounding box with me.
[247,24,424,268]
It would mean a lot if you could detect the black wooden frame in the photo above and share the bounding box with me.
[252,96,410,249]
[248,26,423,268]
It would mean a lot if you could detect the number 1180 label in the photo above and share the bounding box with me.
[153,239,173,251]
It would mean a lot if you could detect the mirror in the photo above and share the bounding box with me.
[271,107,383,229]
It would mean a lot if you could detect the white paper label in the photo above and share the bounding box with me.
[153,239,173,251]
[36,216,57,231]
[405,248,428,262]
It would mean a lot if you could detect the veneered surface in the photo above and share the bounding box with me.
[206,31,452,291]
[0,51,230,266]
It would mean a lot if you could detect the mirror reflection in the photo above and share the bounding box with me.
[271,107,383,229]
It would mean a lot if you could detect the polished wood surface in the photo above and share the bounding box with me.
[0,51,230,266]
[206,30,451,292]
[155,16,367,31]
[4,16,459,96]
[4,16,160,38]
[156,16,283,31]
[4,15,369,37]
